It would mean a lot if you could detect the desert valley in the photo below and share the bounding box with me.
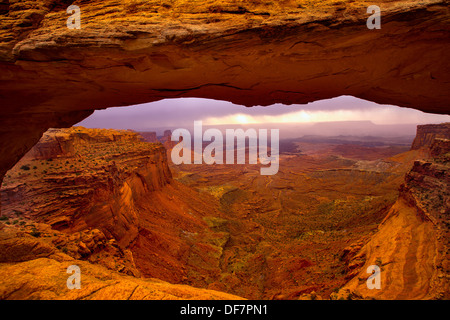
[0,121,448,300]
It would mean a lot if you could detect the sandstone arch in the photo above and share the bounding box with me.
[0,0,449,182]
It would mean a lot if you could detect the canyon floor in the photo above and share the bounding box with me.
[169,138,418,299]
[0,125,448,300]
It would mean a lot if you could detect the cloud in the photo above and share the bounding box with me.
[76,96,450,130]
[204,106,450,125]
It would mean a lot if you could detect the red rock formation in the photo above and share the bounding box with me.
[336,124,449,299]
[0,225,242,300]
[1,127,174,275]
[138,131,159,144]
[1,126,229,288]
[411,123,450,150]
[430,138,450,159]
[2,128,172,243]
[21,128,76,160]
[160,130,176,150]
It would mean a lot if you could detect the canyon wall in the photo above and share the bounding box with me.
[2,127,171,246]
[138,131,159,144]
[336,125,449,299]
[1,127,174,276]
[0,0,449,187]
[411,123,450,150]
[1,126,231,293]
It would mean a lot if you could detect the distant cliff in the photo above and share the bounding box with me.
[159,130,176,150]
[411,123,450,150]
[138,131,176,150]
[138,131,159,143]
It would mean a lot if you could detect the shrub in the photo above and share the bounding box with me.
[375,257,383,267]
[20,165,30,171]
[30,229,41,237]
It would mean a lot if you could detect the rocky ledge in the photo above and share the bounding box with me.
[411,123,450,150]
[0,227,241,300]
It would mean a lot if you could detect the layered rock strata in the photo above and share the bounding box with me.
[1,127,230,294]
[336,125,449,299]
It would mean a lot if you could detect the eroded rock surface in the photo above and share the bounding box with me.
[0,256,242,300]
[411,123,450,150]
[335,124,449,300]
[0,126,236,297]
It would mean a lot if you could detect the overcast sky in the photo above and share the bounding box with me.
[77,95,450,131]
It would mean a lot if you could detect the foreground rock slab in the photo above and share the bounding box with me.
[0,257,243,300]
